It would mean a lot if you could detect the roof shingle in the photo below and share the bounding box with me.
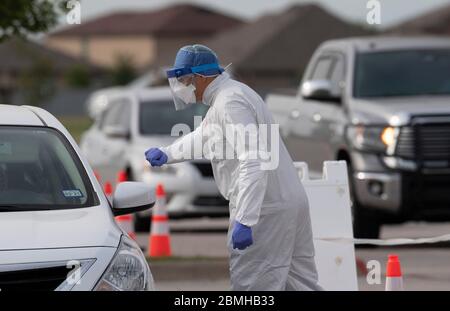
[0,39,99,72]
[50,4,243,37]
[206,4,372,73]
[389,4,450,35]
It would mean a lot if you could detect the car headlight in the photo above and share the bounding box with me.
[347,125,399,154]
[94,235,154,291]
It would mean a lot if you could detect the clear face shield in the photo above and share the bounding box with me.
[167,74,197,111]
[166,63,224,111]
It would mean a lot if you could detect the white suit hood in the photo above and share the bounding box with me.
[202,72,230,107]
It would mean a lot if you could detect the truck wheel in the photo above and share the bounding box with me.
[134,213,151,232]
[352,205,381,239]
[345,162,381,240]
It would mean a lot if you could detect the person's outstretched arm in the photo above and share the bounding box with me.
[159,118,206,164]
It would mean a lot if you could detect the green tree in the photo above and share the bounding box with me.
[110,55,137,86]
[0,0,70,42]
[18,57,56,106]
[65,64,91,88]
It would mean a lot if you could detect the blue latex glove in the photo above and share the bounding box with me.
[145,148,168,167]
[232,221,253,250]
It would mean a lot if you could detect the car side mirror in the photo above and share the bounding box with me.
[301,80,341,104]
[112,182,155,216]
[103,125,130,140]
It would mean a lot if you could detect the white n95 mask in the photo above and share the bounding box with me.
[168,76,197,110]
[166,63,225,110]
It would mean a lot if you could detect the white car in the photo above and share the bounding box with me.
[0,104,155,291]
[86,68,168,120]
[85,87,124,120]
[80,87,229,231]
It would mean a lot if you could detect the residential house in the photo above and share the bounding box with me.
[45,4,243,70]
[206,4,372,92]
[388,4,450,35]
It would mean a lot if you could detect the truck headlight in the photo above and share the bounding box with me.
[347,125,398,154]
[94,236,154,291]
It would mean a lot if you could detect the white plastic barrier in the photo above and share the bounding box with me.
[294,161,358,291]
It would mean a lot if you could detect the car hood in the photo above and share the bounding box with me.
[0,206,121,250]
[348,96,450,126]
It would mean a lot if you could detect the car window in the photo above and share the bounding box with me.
[139,101,209,135]
[119,103,131,130]
[100,99,131,131]
[354,49,450,98]
[310,56,334,80]
[329,55,345,87]
[328,54,345,96]
[0,126,98,211]
[99,102,120,130]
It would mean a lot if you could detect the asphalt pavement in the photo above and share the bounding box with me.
[137,218,450,291]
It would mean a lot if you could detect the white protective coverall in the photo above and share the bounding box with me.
[161,72,322,290]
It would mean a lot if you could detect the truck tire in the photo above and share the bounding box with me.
[346,162,381,240]
[352,205,381,239]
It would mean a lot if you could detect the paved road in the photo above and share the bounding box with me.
[137,218,450,291]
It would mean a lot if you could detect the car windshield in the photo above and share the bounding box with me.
[0,126,98,211]
[354,49,450,98]
[139,100,209,135]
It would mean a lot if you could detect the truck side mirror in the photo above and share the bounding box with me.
[301,80,341,104]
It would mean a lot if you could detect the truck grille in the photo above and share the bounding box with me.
[192,162,214,178]
[395,127,415,159]
[396,116,450,168]
[403,172,450,216]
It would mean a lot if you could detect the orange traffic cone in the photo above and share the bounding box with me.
[117,170,128,183]
[385,254,404,291]
[148,184,171,257]
[115,214,136,240]
[104,181,113,202]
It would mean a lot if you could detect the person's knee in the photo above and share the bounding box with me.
[230,262,289,291]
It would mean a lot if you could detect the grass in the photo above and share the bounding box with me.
[58,116,93,143]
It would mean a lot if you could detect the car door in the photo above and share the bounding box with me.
[94,97,132,187]
[80,107,112,171]
[285,54,338,175]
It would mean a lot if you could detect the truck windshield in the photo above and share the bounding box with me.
[0,126,98,211]
[354,49,450,98]
[139,100,209,135]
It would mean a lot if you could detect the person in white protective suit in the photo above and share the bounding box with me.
[145,44,322,291]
